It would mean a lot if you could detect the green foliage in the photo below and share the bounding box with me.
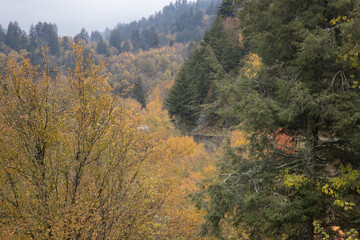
[166,45,225,129]
[217,0,235,17]
[167,10,243,129]
[109,29,122,52]
[0,25,5,44]
[194,0,360,239]
[29,22,59,55]
[131,76,146,108]
[74,27,89,43]
[167,68,200,128]
[96,36,108,55]
[5,21,27,51]
[204,16,242,73]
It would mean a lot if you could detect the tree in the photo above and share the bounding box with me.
[96,36,108,55]
[166,67,200,130]
[217,0,235,17]
[166,43,226,129]
[5,21,27,51]
[0,45,170,239]
[149,26,160,49]
[109,29,122,52]
[203,16,242,73]
[131,29,141,50]
[29,22,59,55]
[74,27,89,43]
[132,76,146,108]
[90,30,103,42]
[122,40,131,52]
[194,0,360,239]
[0,24,5,44]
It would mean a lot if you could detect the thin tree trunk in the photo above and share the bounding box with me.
[301,116,318,240]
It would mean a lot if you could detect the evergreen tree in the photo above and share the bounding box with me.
[90,30,103,42]
[194,0,360,239]
[217,0,235,17]
[5,21,26,51]
[109,29,122,52]
[167,44,225,129]
[132,76,146,108]
[148,26,159,49]
[29,22,59,55]
[44,23,59,55]
[166,68,200,129]
[167,10,242,129]
[96,36,107,55]
[74,28,89,43]
[122,40,131,52]
[204,16,242,73]
[0,25,5,44]
[130,29,141,50]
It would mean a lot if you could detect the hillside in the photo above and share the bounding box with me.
[1,0,360,239]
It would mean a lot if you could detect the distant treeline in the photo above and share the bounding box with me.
[0,0,220,57]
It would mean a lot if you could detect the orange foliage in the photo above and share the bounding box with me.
[274,129,296,152]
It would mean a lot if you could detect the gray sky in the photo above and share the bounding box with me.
[0,0,175,37]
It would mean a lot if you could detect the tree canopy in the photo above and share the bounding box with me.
[188,0,360,239]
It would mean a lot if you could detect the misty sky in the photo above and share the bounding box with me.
[0,0,176,37]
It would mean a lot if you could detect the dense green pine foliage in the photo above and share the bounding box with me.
[0,25,5,44]
[29,22,59,55]
[131,76,147,108]
[74,28,89,43]
[0,0,219,58]
[188,0,360,239]
[166,5,243,129]
[5,22,27,52]
[167,63,201,128]
[167,44,229,129]
[106,0,221,50]
[96,36,108,55]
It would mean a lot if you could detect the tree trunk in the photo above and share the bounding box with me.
[304,116,318,176]
[300,116,318,240]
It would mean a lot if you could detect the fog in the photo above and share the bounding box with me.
[0,0,176,36]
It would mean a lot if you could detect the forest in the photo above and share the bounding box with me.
[1,0,360,239]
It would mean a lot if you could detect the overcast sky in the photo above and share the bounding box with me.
[0,0,176,37]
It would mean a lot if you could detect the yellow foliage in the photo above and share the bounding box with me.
[0,45,176,239]
[0,43,215,240]
[238,33,244,48]
[282,170,310,189]
[151,135,216,239]
[230,130,248,147]
[242,52,263,78]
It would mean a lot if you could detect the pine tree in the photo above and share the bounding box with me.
[217,0,235,17]
[166,45,225,129]
[0,25,5,44]
[109,29,122,52]
[149,26,160,49]
[131,77,146,108]
[166,69,200,129]
[194,0,360,239]
[5,21,26,51]
[96,36,107,55]
[204,16,242,73]
[74,28,89,44]
[90,30,103,42]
